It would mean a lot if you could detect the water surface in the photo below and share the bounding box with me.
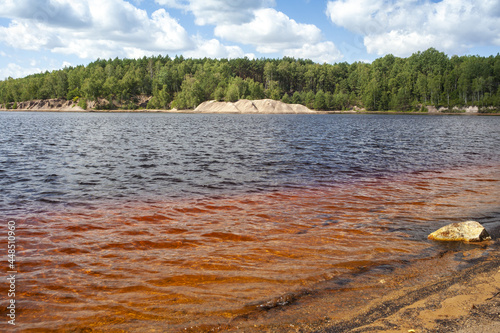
[0,112,499,331]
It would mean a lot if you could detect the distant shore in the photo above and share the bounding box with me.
[3,109,500,116]
[1,98,499,115]
[3,108,500,116]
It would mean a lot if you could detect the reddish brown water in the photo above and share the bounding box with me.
[3,163,500,332]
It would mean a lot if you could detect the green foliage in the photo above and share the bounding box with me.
[246,79,265,100]
[1,49,499,111]
[125,102,138,110]
[78,99,87,110]
[67,88,80,101]
[305,91,315,109]
[146,98,157,109]
[225,77,245,102]
[327,92,349,110]
[281,93,291,104]
[292,91,302,104]
[313,90,326,110]
[225,84,240,102]
[265,80,282,100]
[214,85,225,101]
[172,75,204,109]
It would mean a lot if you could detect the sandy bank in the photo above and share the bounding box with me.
[217,242,500,333]
[194,99,318,114]
[1,98,323,114]
[320,249,500,333]
[3,98,498,115]
[0,99,86,111]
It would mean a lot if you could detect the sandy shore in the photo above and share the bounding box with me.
[319,250,500,333]
[217,242,500,333]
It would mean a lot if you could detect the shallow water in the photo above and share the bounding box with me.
[1,112,499,331]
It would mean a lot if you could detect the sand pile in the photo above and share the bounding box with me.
[194,99,316,114]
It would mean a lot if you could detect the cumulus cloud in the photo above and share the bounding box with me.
[0,59,77,80]
[326,0,500,56]
[0,19,62,51]
[156,0,276,25]
[156,0,342,62]
[0,0,91,28]
[0,0,345,66]
[284,42,343,64]
[0,63,42,80]
[184,37,253,59]
[0,0,195,59]
[215,8,322,53]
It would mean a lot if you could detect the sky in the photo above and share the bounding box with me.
[0,0,500,80]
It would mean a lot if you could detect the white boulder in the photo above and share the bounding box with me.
[428,221,491,242]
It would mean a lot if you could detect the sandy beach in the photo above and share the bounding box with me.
[320,248,500,333]
[224,240,500,333]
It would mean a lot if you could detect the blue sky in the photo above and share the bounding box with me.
[1,0,499,80]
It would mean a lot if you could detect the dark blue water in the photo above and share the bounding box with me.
[1,112,499,214]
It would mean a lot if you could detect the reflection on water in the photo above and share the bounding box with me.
[0,113,499,331]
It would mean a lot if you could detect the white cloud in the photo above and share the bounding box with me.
[326,0,387,36]
[156,1,343,62]
[0,0,195,59]
[0,59,77,80]
[156,0,276,25]
[0,0,91,28]
[326,0,500,57]
[0,20,62,51]
[284,42,343,64]
[0,0,346,68]
[156,1,342,62]
[184,37,252,59]
[0,63,42,80]
[215,8,323,54]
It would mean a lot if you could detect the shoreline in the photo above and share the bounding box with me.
[1,99,498,115]
[319,247,500,333]
[1,109,499,115]
[223,241,500,333]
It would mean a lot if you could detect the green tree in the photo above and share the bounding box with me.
[416,73,429,104]
[363,78,380,110]
[281,92,291,104]
[292,91,302,104]
[213,85,226,101]
[313,90,326,110]
[305,91,315,109]
[172,75,204,109]
[265,80,282,100]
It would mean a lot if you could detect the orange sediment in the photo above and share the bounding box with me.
[2,164,500,331]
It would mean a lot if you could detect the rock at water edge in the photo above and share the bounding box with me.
[428,221,491,242]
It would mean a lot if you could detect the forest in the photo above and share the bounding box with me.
[1,48,499,112]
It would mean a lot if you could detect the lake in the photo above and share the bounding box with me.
[1,112,500,331]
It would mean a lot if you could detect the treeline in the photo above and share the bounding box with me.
[1,48,500,111]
